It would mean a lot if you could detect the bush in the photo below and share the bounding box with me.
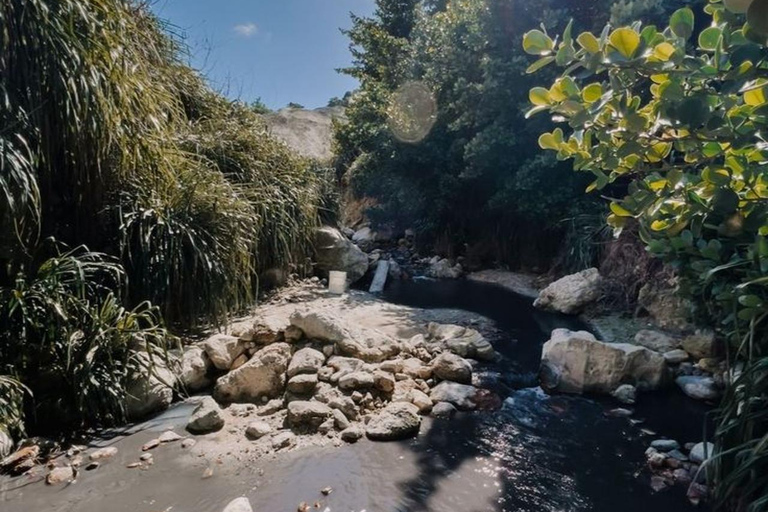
[0,246,169,434]
[525,2,768,507]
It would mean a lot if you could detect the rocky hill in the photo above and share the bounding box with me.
[263,106,346,162]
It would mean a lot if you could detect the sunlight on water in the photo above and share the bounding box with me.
[387,81,437,143]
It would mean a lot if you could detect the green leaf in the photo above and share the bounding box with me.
[529,87,551,106]
[698,27,722,50]
[610,202,633,217]
[523,30,554,55]
[538,132,559,150]
[577,32,600,53]
[582,83,603,103]
[670,8,695,40]
[526,56,555,74]
[712,188,740,214]
[609,27,641,59]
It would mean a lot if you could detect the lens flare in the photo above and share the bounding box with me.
[387,81,437,143]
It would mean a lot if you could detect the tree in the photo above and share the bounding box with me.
[525,1,768,508]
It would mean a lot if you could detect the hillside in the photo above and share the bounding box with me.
[263,106,346,162]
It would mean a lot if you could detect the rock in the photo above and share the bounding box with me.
[611,384,637,405]
[338,371,375,391]
[214,343,291,403]
[341,426,364,443]
[431,401,457,418]
[186,397,225,434]
[202,334,245,371]
[271,431,296,450]
[222,497,254,512]
[410,389,433,414]
[0,445,39,475]
[245,421,272,440]
[287,401,333,430]
[125,352,176,420]
[46,466,74,485]
[681,330,717,359]
[366,402,422,441]
[373,370,396,393]
[651,439,680,452]
[142,439,161,451]
[159,431,183,443]
[428,258,463,279]
[401,358,432,379]
[313,226,369,283]
[179,346,213,392]
[689,442,715,464]
[429,381,481,410]
[427,323,495,361]
[540,329,667,394]
[432,352,472,383]
[0,429,13,459]
[637,281,692,330]
[673,468,692,485]
[229,403,256,417]
[634,330,679,353]
[533,268,602,314]
[181,438,197,449]
[650,475,669,492]
[287,348,326,377]
[663,349,689,364]
[698,358,722,374]
[290,310,400,363]
[379,360,403,373]
[332,409,350,430]
[287,373,318,394]
[230,353,249,371]
[89,446,118,460]
[352,226,375,244]
[284,325,304,343]
[248,319,286,345]
[676,376,720,401]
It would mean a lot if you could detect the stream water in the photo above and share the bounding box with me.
[0,279,710,512]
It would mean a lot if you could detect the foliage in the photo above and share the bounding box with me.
[0,246,169,433]
[525,1,768,508]
[286,102,306,109]
[250,97,272,114]
[335,0,687,266]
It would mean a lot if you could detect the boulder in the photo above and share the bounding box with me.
[287,401,333,430]
[178,346,213,392]
[287,348,326,377]
[681,330,717,360]
[245,421,272,440]
[214,343,291,403]
[287,373,318,395]
[690,442,715,464]
[313,226,369,283]
[247,318,286,345]
[332,408,350,430]
[290,310,399,362]
[611,384,637,405]
[46,466,74,485]
[365,402,421,441]
[533,268,602,314]
[401,358,432,379]
[222,497,254,512]
[202,334,245,371]
[125,352,176,420]
[373,370,396,393]
[352,226,375,244]
[341,426,364,443]
[0,445,39,475]
[186,397,225,434]
[540,329,667,394]
[428,259,463,279]
[410,389,433,414]
[664,349,689,364]
[676,376,720,401]
[637,281,692,330]
[338,371,375,391]
[429,381,481,410]
[432,352,472,383]
[651,439,680,452]
[634,330,679,353]
[431,401,457,418]
[427,323,495,361]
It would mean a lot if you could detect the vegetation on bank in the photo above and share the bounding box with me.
[0,0,330,438]
[524,0,768,509]
[334,0,702,268]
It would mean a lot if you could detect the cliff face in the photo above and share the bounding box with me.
[263,106,346,162]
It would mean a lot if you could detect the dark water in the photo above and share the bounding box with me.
[0,279,710,512]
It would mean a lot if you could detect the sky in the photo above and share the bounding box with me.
[150,0,376,110]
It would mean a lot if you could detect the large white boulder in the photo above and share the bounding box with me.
[178,346,213,392]
[426,323,495,361]
[213,343,291,403]
[125,352,176,420]
[186,396,225,434]
[533,268,602,314]
[431,352,472,384]
[365,402,421,441]
[290,310,400,362]
[313,226,369,284]
[202,334,245,371]
[540,329,667,394]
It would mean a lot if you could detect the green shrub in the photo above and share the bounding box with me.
[525,2,768,507]
[0,246,168,433]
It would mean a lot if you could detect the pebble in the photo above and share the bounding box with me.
[89,446,118,461]
[181,438,197,449]
[159,431,183,443]
[650,439,680,452]
[45,466,74,485]
[142,439,161,451]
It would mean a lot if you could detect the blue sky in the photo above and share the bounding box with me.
[150,0,376,110]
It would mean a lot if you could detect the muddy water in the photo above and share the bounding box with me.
[1,279,709,512]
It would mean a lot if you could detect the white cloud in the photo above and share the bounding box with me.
[233,22,258,37]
